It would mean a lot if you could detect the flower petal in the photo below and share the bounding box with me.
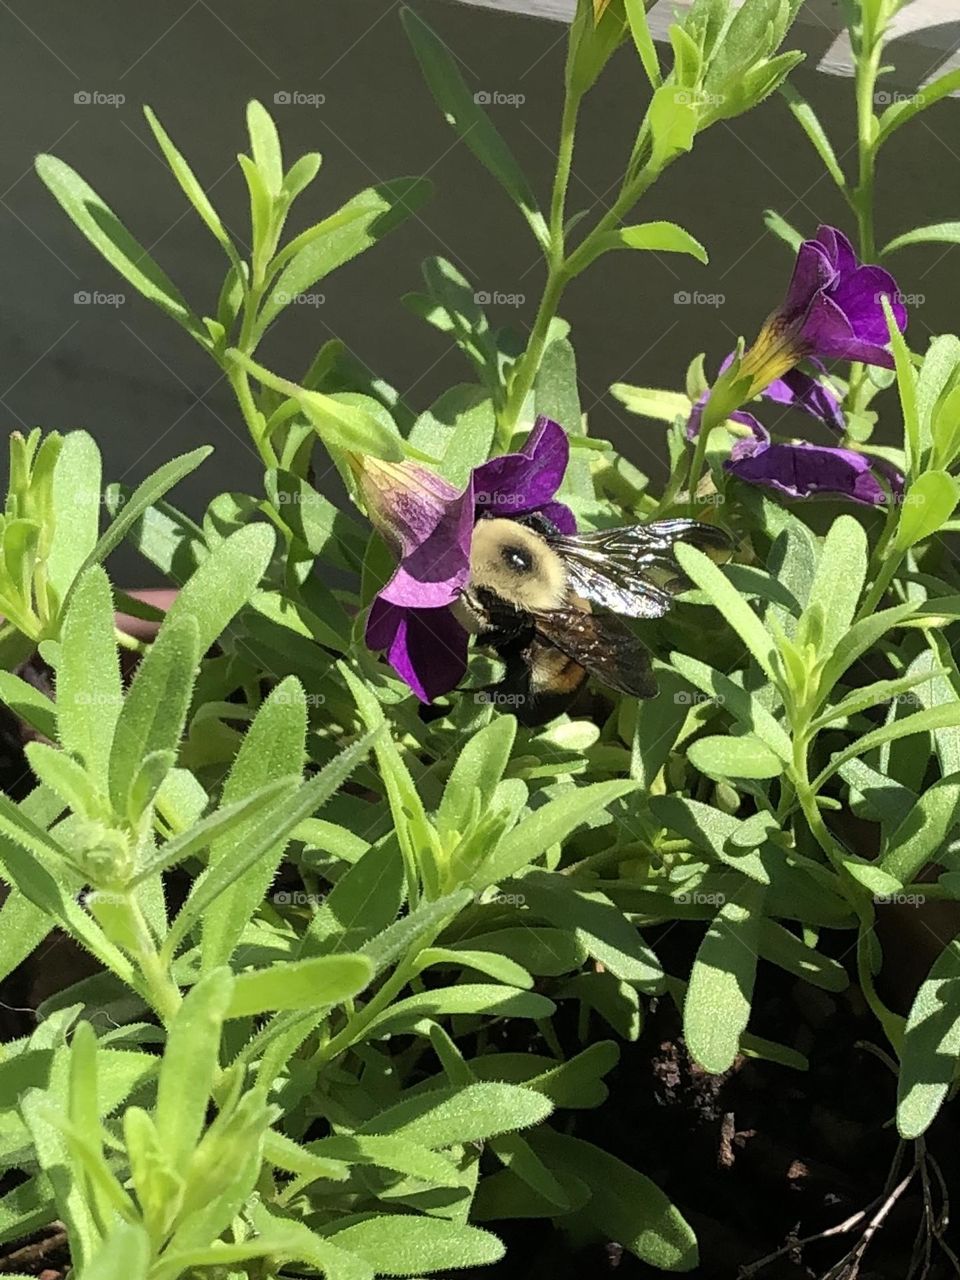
[472,416,569,517]
[782,237,836,320]
[726,441,891,505]
[830,264,906,345]
[537,499,578,534]
[378,482,474,608]
[762,367,845,432]
[366,597,469,702]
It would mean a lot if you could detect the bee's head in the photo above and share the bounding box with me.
[469,517,567,612]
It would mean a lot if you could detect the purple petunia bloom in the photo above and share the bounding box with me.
[359,417,575,702]
[687,356,901,505]
[738,225,907,396]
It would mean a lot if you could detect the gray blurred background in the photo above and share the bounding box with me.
[0,0,958,579]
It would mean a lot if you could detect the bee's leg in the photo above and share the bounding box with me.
[517,510,562,538]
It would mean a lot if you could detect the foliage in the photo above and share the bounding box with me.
[0,0,958,1276]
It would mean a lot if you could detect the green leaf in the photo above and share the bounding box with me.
[684,880,766,1072]
[881,774,960,885]
[648,85,698,169]
[401,7,548,249]
[437,716,516,839]
[165,732,374,952]
[108,617,199,819]
[477,780,637,887]
[625,0,661,88]
[327,1217,504,1276]
[531,1130,697,1271]
[669,653,791,762]
[576,221,707,273]
[35,154,206,344]
[365,985,555,1038]
[756,920,848,992]
[340,662,443,899]
[687,733,784,780]
[0,672,58,741]
[882,294,920,475]
[815,602,917,706]
[519,869,662,991]
[57,566,121,788]
[674,543,779,683]
[816,703,960,790]
[311,1134,458,1186]
[144,106,235,257]
[47,431,102,606]
[878,70,960,145]
[227,955,372,1018]
[779,83,845,189]
[246,99,283,196]
[362,1081,552,1147]
[259,179,432,335]
[163,522,274,654]
[228,351,405,461]
[609,383,692,425]
[898,934,960,1139]
[81,1223,150,1280]
[77,448,212,582]
[155,967,234,1168]
[201,677,307,972]
[763,207,803,252]
[298,835,404,958]
[24,743,98,817]
[883,221,960,256]
[807,515,867,656]
[893,471,958,552]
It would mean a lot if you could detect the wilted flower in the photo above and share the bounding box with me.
[357,418,574,702]
[737,225,907,397]
[687,357,900,505]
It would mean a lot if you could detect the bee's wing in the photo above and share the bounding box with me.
[532,608,658,699]
[546,520,732,619]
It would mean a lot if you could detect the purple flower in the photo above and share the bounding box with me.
[738,225,907,396]
[687,358,901,505]
[358,418,574,702]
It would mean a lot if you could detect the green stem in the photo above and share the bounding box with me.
[498,269,568,445]
[228,366,279,470]
[857,545,903,619]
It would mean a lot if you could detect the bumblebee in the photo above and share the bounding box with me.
[453,513,732,726]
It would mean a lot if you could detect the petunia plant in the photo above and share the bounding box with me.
[1,0,960,1277]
